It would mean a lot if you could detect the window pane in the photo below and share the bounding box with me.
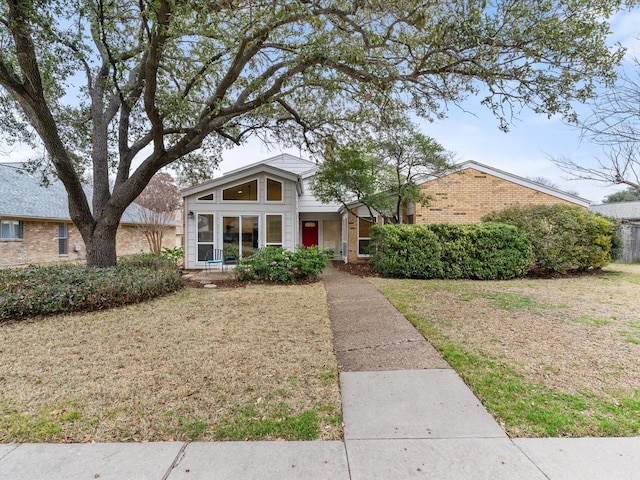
[242,216,259,256]
[358,239,371,256]
[223,180,257,201]
[197,214,214,242]
[1,220,21,239]
[266,215,282,244]
[266,178,282,201]
[358,217,373,238]
[198,193,214,201]
[197,244,213,261]
[58,223,68,255]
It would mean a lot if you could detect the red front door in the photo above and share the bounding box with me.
[302,221,319,247]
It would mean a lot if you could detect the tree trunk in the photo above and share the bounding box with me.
[84,223,119,268]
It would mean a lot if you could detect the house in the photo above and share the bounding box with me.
[181,155,592,269]
[590,201,640,263]
[0,162,174,267]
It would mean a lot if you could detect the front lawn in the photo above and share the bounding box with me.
[0,283,341,442]
[372,263,640,437]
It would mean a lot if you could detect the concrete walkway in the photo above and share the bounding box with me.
[1,264,639,479]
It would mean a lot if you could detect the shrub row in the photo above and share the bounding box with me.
[370,222,533,280]
[235,246,332,283]
[0,254,183,321]
[482,205,620,274]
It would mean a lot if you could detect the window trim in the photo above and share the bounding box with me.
[222,178,259,202]
[196,213,215,262]
[357,216,376,257]
[58,222,69,256]
[196,192,215,202]
[265,214,283,247]
[265,177,284,203]
[0,219,23,240]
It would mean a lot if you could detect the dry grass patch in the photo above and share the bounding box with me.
[0,283,341,442]
[372,263,640,437]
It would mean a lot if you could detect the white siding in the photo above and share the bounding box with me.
[299,177,341,213]
[263,154,317,175]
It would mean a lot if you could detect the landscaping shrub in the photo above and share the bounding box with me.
[370,223,532,280]
[234,246,331,283]
[0,254,183,321]
[482,204,619,273]
[369,224,443,278]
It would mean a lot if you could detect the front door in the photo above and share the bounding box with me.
[302,221,319,247]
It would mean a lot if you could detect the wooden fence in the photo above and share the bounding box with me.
[620,224,640,263]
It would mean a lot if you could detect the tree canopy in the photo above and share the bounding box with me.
[311,121,455,223]
[603,187,640,203]
[0,0,633,266]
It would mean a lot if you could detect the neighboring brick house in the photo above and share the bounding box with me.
[0,162,174,267]
[410,161,590,224]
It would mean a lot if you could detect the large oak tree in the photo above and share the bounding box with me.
[0,0,632,266]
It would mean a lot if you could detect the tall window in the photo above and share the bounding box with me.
[197,214,214,261]
[266,178,283,201]
[265,215,282,247]
[58,223,68,255]
[0,220,22,239]
[358,217,375,256]
[223,180,258,201]
[223,215,259,257]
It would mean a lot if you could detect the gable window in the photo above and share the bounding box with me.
[197,214,214,261]
[265,214,283,247]
[58,223,68,255]
[198,193,214,201]
[223,180,257,201]
[266,178,283,202]
[1,220,22,239]
[358,217,375,256]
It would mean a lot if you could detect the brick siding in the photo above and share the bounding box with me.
[0,220,175,267]
[413,168,583,224]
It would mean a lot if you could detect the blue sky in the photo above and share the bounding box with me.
[220,9,640,204]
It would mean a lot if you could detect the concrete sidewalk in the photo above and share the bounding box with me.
[1,263,639,479]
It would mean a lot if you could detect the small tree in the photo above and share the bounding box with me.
[134,172,181,254]
[311,121,455,223]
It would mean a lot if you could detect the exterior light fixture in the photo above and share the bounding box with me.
[188,211,194,219]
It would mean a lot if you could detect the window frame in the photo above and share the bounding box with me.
[58,222,68,255]
[265,214,283,248]
[265,177,283,202]
[196,213,215,262]
[222,178,259,202]
[357,216,376,257]
[0,219,23,240]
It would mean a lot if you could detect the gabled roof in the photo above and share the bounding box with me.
[181,158,306,198]
[0,162,161,224]
[590,201,640,221]
[434,160,592,207]
[223,153,317,177]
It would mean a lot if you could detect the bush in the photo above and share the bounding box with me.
[482,204,618,273]
[0,254,183,321]
[370,223,532,280]
[234,246,331,283]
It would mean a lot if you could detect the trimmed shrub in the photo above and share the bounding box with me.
[370,223,532,280]
[0,254,183,321]
[369,224,443,278]
[235,246,331,283]
[482,204,618,273]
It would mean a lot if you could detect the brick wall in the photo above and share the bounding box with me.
[413,168,583,224]
[0,220,174,267]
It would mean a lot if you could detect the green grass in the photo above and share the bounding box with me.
[459,291,551,314]
[438,342,640,437]
[214,403,320,440]
[377,278,640,438]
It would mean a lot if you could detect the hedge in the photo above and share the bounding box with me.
[0,254,183,321]
[370,222,533,280]
[482,204,619,273]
